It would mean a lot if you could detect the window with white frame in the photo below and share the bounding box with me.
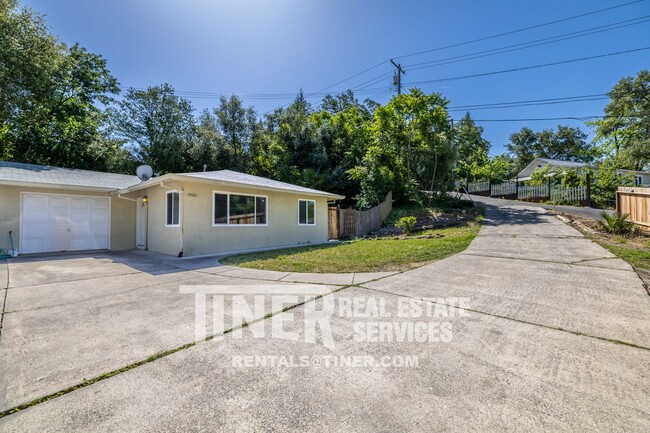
[298,199,315,225]
[635,175,643,186]
[213,192,267,225]
[166,191,180,227]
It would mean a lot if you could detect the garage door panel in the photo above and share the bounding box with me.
[21,194,110,254]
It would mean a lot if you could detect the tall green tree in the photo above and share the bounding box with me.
[454,112,490,181]
[213,95,257,172]
[108,84,194,174]
[0,0,120,168]
[591,70,650,171]
[506,125,595,174]
[349,88,453,207]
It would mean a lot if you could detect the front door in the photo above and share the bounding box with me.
[136,197,147,249]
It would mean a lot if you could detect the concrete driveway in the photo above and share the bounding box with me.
[0,203,649,432]
[468,194,616,221]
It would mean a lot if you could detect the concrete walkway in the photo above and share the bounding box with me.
[1,203,649,432]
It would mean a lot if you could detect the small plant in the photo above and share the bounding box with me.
[600,211,636,236]
[395,216,417,235]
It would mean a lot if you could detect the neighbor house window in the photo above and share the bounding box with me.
[635,175,643,186]
[166,191,180,227]
[298,199,315,225]
[213,192,267,225]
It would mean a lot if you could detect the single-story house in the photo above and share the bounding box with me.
[517,158,650,186]
[0,161,344,257]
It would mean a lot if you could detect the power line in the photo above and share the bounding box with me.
[448,94,609,111]
[162,44,649,102]
[393,0,646,60]
[404,15,650,72]
[455,115,630,122]
[404,46,650,86]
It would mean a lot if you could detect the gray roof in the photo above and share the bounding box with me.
[0,161,140,191]
[180,170,343,198]
[517,157,596,179]
[535,158,592,168]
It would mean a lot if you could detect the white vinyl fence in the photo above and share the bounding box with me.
[550,186,587,203]
[466,181,490,193]
[518,184,550,199]
[490,182,516,196]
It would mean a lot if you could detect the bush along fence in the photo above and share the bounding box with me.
[457,179,591,206]
[328,191,393,239]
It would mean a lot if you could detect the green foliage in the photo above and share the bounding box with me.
[600,212,635,236]
[0,0,120,169]
[590,161,635,208]
[506,126,596,174]
[590,70,650,172]
[454,113,490,181]
[528,166,552,186]
[561,168,581,188]
[462,153,515,183]
[349,88,454,207]
[395,216,417,234]
[108,84,194,174]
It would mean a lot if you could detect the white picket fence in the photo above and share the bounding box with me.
[518,184,550,199]
[466,181,490,193]
[550,185,587,202]
[490,182,516,196]
[460,180,589,205]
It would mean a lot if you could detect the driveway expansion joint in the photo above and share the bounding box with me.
[356,285,650,352]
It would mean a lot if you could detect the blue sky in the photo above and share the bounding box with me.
[24,0,650,155]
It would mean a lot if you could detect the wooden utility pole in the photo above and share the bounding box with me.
[390,59,405,95]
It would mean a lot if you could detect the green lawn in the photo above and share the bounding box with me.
[221,221,481,273]
[594,236,650,272]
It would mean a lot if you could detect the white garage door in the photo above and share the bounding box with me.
[21,194,110,254]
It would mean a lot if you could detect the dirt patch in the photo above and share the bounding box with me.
[371,208,480,238]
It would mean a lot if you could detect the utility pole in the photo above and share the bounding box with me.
[390,59,405,95]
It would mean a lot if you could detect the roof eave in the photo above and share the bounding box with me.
[118,173,345,200]
[0,180,121,193]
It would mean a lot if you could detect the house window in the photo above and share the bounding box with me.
[213,192,267,225]
[635,175,643,186]
[166,191,180,227]
[298,199,315,225]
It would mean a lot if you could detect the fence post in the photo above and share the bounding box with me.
[547,177,551,200]
[585,173,591,207]
[515,176,519,199]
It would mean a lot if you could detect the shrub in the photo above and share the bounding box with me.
[395,216,417,235]
[600,211,636,236]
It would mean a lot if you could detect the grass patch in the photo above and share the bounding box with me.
[557,213,650,287]
[593,237,650,272]
[221,220,481,273]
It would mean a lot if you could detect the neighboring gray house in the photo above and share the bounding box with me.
[517,158,650,185]
[0,161,343,257]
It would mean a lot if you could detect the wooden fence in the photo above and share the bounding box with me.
[328,191,393,239]
[617,187,650,227]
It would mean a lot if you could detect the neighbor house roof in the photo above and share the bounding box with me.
[516,158,596,181]
[0,161,140,191]
[118,169,346,199]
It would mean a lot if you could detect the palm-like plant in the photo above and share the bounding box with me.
[600,211,635,236]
